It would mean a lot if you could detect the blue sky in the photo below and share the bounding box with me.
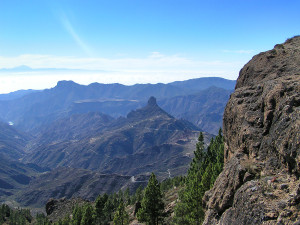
[0,0,299,93]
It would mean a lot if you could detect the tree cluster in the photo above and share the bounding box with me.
[0,204,32,225]
[160,176,185,193]
[173,130,224,224]
[56,191,131,225]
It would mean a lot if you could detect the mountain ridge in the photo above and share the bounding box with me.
[23,97,205,175]
[0,77,235,133]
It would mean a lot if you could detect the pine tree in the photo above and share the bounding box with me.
[36,213,51,225]
[94,193,109,224]
[124,187,130,205]
[103,197,114,223]
[81,204,94,225]
[135,185,143,203]
[72,204,83,225]
[137,173,164,225]
[173,131,224,224]
[184,132,205,224]
[113,199,129,225]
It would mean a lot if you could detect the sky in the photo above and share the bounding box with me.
[0,0,299,93]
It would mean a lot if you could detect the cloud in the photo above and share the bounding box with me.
[0,53,234,71]
[0,52,245,93]
[149,52,165,58]
[60,13,93,56]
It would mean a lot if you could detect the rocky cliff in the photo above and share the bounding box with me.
[203,36,300,224]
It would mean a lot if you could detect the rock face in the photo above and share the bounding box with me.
[203,36,300,224]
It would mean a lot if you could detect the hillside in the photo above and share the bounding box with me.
[159,86,232,134]
[0,94,212,209]
[23,97,209,177]
[14,167,146,208]
[0,77,235,133]
[0,89,39,101]
[0,122,30,161]
[0,158,49,202]
[203,36,300,224]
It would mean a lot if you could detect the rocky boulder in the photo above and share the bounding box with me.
[203,36,300,224]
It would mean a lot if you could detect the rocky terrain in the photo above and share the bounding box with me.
[0,74,233,209]
[0,97,212,208]
[203,36,300,224]
[23,97,206,175]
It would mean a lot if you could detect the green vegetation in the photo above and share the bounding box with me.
[0,130,224,225]
[137,173,165,225]
[160,176,185,193]
[36,213,51,225]
[173,130,224,224]
[113,199,129,225]
[0,204,32,225]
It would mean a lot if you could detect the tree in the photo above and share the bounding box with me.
[135,185,143,203]
[36,213,51,225]
[173,131,224,224]
[137,173,165,225]
[124,187,131,205]
[113,199,129,225]
[183,132,205,224]
[103,197,114,223]
[81,204,94,225]
[72,204,83,225]
[94,193,109,224]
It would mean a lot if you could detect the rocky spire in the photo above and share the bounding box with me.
[147,96,157,106]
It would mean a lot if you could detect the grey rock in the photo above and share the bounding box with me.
[203,36,300,224]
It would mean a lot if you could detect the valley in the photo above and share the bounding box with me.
[0,77,232,209]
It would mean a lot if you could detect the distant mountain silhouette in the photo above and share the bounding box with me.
[159,86,232,134]
[0,89,40,101]
[0,65,33,72]
[0,77,235,133]
[170,77,235,92]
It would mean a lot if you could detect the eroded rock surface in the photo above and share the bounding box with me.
[203,36,300,224]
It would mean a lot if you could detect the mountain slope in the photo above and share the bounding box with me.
[14,167,145,207]
[0,122,30,161]
[0,77,235,132]
[0,89,39,101]
[23,97,206,177]
[30,112,114,147]
[203,36,300,224]
[170,77,235,92]
[159,86,232,134]
[0,158,49,200]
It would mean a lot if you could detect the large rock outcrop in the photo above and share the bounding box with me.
[203,36,300,224]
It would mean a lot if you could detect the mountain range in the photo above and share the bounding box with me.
[0,77,233,208]
[0,77,234,135]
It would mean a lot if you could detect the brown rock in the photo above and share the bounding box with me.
[203,36,300,224]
